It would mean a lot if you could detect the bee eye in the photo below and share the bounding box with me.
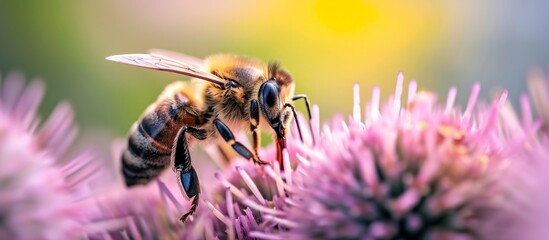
[225,80,240,88]
[262,84,277,107]
[259,80,279,109]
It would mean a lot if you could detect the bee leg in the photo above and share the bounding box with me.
[250,99,261,157]
[179,168,199,222]
[283,103,304,142]
[292,94,315,145]
[214,118,268,165]
[172,127,201,222]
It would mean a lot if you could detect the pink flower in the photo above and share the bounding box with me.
[0,72,103,239]
[8,64,548,239]
[89,73,549,240]
[243,74,543,239]
[482,76,549,240]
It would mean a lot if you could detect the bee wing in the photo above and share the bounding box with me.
[106,53,225,86]
[148,49,206,69]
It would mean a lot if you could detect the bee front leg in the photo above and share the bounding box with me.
[213,118,268,165]
[250,99,261,157]
[283,103,304,142]
[292,94,315,145]
[172,126,201,222]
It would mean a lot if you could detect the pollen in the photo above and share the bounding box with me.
[437,125,466,142]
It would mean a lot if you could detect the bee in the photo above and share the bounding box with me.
[106,49,313,222]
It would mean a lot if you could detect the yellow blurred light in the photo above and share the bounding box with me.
[314,0,377,33]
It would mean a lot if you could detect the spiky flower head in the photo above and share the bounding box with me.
[491,68,549,240]
[0,72,100,239]
[89,73,549,240]
[247,74,542,239]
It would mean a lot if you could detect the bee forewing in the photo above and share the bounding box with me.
[106,53,225,86]
[148,49,206,69]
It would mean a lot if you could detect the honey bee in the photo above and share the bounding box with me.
[106,49,312,222]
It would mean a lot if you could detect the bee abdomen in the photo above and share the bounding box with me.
[122,122,172,187]
[121,84,204,187]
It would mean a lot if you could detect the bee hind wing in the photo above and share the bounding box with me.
[106,53,225,86]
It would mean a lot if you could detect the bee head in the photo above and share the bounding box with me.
[258,62,294,139]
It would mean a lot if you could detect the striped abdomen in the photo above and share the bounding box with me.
[121,88,204,187]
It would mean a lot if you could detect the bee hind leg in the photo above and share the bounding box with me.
[172,127,201,222]
[213,118,268,165]
[178,167,200,222]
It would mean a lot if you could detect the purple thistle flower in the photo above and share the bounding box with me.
[0,72,102,239]
[4,65,547,239]
[89,73,549,240]
[478,93,549,240]
[239,74,544,239]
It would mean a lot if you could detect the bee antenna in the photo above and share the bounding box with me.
[268,61,280,80]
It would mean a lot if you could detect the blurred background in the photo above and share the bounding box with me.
[1,0,549,144]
